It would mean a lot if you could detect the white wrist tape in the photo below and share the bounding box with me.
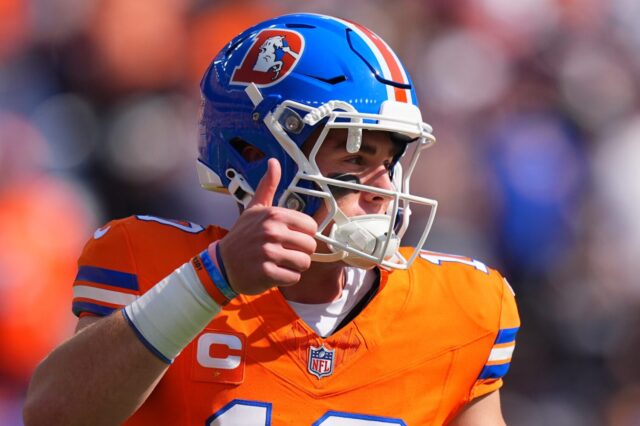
[123,261,221,363]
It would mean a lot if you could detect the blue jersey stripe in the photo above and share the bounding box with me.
[495,327,519,344]
[479,363,511,380]
[75,266,139,291]
[72,301,117,317]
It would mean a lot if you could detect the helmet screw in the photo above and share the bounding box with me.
[286,196,301,210]
[252,112,260,121]
[284,115,303,133]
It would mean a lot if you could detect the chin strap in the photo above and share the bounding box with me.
[310,251,349,263]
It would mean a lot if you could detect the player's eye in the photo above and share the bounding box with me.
[344,156,364,166]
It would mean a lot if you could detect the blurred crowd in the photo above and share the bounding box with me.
[2,0,640,424]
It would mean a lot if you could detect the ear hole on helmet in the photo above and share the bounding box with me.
[230,138,265,163]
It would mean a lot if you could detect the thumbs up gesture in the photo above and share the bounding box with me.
[215,159,318,295]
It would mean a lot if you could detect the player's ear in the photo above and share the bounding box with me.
[229,137,265,163]
[242,146,265,163]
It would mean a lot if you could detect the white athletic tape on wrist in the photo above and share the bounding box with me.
[123,261,221,363]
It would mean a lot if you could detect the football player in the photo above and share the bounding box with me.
[24,13,519,425]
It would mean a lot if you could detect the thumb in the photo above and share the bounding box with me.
[248,158,281,208]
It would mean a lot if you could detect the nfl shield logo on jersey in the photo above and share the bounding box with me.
[230,29,305,88]
[308,345,335,379]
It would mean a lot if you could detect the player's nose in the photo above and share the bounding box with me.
[364,164,394,191]
[360,166,394,212]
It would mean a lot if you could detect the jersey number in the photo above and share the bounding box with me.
[207,399,406,425]
[135,215,204,233]
[419,251,488,273]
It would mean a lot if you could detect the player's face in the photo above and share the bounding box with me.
[309,129,402,219]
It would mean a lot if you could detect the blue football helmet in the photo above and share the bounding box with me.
[198,13,437,269]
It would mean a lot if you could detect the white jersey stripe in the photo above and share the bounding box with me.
[488,345,515,363]
[73,285,138,306]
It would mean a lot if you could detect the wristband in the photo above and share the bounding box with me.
[214,242,230,282]
[191,251,234,307]
[199,248,238,302]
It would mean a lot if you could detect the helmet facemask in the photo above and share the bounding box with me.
[242,84,438,270]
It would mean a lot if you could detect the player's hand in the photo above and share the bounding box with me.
[216,158,318,295]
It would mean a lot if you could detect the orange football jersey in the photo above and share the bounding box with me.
[73,215,520,425]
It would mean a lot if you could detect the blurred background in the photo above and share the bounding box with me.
[1,0,640,424]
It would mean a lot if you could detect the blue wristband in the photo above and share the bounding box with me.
[215,242,230,282]
[200,248,238,301]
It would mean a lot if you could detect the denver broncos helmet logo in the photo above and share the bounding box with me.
[231,29,304,87]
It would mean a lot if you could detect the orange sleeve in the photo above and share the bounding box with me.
[72,219,140,318]
[469,276,520,400]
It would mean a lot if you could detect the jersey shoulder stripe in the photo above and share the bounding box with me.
[478,326,519,380]
[73,285,138,306]
[72,215,224,318]
[404,248,521,401]
[470,277,520,399]
[75,265,139,291]
[495,327,518,344]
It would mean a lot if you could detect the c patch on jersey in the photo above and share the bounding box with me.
[230,29,304,87]
[192,329,246,384]
[308,345,335,379]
